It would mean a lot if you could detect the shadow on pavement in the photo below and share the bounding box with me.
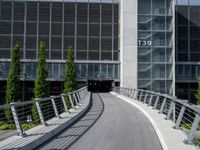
[35,93,104,150]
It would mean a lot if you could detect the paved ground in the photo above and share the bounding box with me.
[36,93,162,150]
[0,130,16,141]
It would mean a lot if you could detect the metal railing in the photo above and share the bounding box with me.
[113,87,200,146]
[0,87,88,138]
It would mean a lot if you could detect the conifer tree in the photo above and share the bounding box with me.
[5,43,21,122]
[63,46,76,107]
[63,46,76,93]
[32,41,48,123]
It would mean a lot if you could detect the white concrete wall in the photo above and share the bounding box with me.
[120,0,138,89]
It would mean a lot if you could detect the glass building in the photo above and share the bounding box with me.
[1,0,200,104]
[138,0,174,94]
[175,0,200,103]
[0,0,119,101]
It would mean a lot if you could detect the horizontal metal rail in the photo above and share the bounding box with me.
[0,86,88,138]
[113,87,200,145]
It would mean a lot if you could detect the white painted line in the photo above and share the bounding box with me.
[110,92,168,150]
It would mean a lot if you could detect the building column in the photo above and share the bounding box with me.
[120,0,138,89]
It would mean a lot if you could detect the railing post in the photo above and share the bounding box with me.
[185,114,200,144]
[153,96,159,109]
[128,89,131,97]
[35,98,46,126]
[76,92,81,103]
[166,101,174,120]
[61,94,69,113]
[79,91,83,102]
[174,105,185,129]
[143,92,148,103]
[69,93,75,109]
[73,92,79,106]
[131,89,135,99]
[148,94,153,106]
[134,89,138,100]
[10,103,25,137]
[139,90,143,101]
[51,96,60,118]
[159,97,166,114]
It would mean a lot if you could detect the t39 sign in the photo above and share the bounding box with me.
[138,40,152,46]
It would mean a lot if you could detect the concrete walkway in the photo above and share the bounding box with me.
[36,93,104,150]
[0,130,16,141]
[39,93,163,150]
[112,92,197,150]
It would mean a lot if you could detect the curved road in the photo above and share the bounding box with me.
[36,93,162,150]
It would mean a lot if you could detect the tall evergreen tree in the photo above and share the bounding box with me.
[195,77,200,105]
[5,43,21,122]
[32,41,48,123]
[63,46,76,93]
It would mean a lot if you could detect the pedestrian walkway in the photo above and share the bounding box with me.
[36,93,104,150]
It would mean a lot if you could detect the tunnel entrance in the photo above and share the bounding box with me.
[87,80,113,93]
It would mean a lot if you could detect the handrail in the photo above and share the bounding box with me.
[113,86,200,146]
[0,86,88,138]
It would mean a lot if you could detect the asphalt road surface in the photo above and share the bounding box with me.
[36,93,162,150]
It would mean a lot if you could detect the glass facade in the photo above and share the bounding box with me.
[0,0,119,101]
[0,0,119,82]
[138,0,174,94]
[175,2,200,103]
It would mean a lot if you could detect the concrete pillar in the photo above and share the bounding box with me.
[120,0,138,89]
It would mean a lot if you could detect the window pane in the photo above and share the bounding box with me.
[14,2,25,21]
[89,24,99,36]
[51,37,62,49]
[64,3,75,22]
[52,3,63,22]
[39,23,49,35]
[27,22,37,35]
[39,2,50,21]
[64,23,74,36]
[0,36,11,48]
[102,38,112,51]
[77,38,87,50]
[89,4,100,23]
[102,24,112,37]
[77,24,87,36]
[27,2,37,21]
[26,36,37,49]
[1,2,12,20]
[52,23,62,36]
[77,51,87,60]
[89,38,99,50]
[102,4,112,23]
[89,51,99,60]
[13,22,24,35]
[77,3,88,22]
[0,21,11,34]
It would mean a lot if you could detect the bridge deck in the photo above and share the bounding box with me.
[37,93,162,150]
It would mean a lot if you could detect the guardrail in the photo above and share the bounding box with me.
[0,87,88,138]
[113,87,200,146]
